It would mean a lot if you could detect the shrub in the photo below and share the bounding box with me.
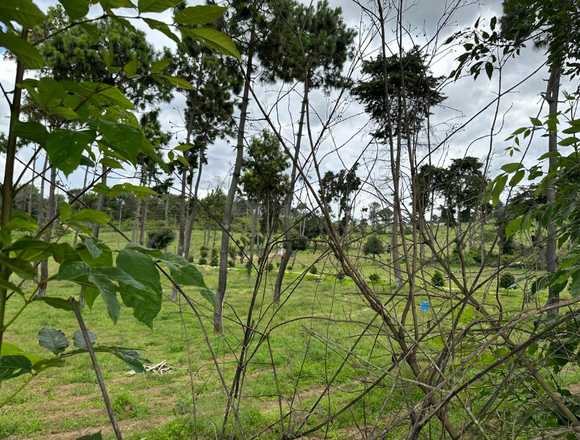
[228,260,235,268]
[363,235,385,257]
[336,271,345,281]
[369,273,380,283]
[200,246,209,258]
[310,266,318,275]
[198,257,207,265]
[147,229,175,250]
[499,272,516,289]
[266,263,274,272]
[431,271,445,288]
[210,249,218,266]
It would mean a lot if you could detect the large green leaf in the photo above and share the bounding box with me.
[94,183,157,198]
[97,120,153,163]
[88,272,120,322]
[0,31,44,69]
[73,330,97,350]
[174,5,225,24]
[55,260,90,281]
[70,209,111,225]
[182,27,240,58]
[38,327,69,355]
[160,253,206,287]
[117,248,162,327]
[45,129,96,175]
[111,348,145,372]
[0,0,45,28]
[0,356,32,380]
[58,0,89,20]
[143,18,179,42]
[139,0,181,13]
[14,121,48,145]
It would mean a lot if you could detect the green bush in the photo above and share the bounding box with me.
[336,271,345,281]
[431,271,445,288]
[147,229,175,249]
[199,246,209,258]
[369,273,380,283]
[363,235,385,257]
[198,257,207,265]
[310,266,318,275]
[499,272,516,289]
[210,249,218,266]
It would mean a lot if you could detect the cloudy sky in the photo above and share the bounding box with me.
[0,0,571,209]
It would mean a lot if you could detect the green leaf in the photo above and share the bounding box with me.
[0,255,35,280]
[485,62,493,80]
[500,163,522,173]
[162,75,192,90]
[123,59,138,77]
[0,0,45,28]
[559,137,578,147]
[97,120,152,163]
[143,18,179,42]
[0,356,32,380]
[174,5,225,25]
[530,117,542,126]
[160,253,207,287]
[506,215,525,238]
[139,0,181,13]
[1,342,42,365]
[45,129,96,175]
[98,0,135,9]
[94,183,157,198]
[569,271,580,297]
[14,121,48,145]
[35,297,74,311]
[111,349,145,372]
[58,0,89,20]
[182,27,240,58]
[55,260,90,281]
[491,174,508,205]
[73,329,97,350]
[0,31,44,68]
[88,272,120,322]
[509,169,525,187]
[117,248,162,326]
[0,278,24,297]
[70,209,111,225]
[38,327,69,355]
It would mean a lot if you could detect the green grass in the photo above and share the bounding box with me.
[0,228,576,439]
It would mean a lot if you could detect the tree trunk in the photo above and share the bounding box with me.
[183,163,203,260]
[273,79,309,304]
[545,62,561,315]
[92,168,106,239]
[177,168,188,255]
[0,39,26,352]
[214,30,256,334]
[38,167,57,298]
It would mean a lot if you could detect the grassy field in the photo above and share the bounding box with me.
[0,228,578,439]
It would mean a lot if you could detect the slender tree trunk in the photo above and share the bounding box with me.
[138,174,150,246]
[177,168,188,255]
[27,153,37,215]
[0,37,26,352]
[214,30,256,334]
[164,193,170,226]
[184,163,203,260]
[273,79,309,304]
[38,167,57,298]
[545,62,561,315]
[93,168,106,239]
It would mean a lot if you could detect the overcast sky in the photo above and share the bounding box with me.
[0,0,571,210]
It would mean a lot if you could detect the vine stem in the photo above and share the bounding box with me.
[71,299,123,440]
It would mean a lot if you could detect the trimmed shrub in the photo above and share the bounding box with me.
[369,273,380,283]
[499,272,516,289]
[432,271,445,288]
[147,229,175,250]
[309,266,318,275]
